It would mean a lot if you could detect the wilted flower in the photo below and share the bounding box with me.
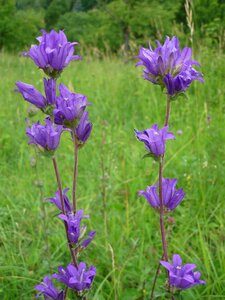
[134,124,175,156]
[75,112,92,144]
[23,30,81,78]
[26,118,63,152]
[58,210,89,244]
[160,254,206,290]
[139,178,185,211]
[47,188,72,213]
[53,262,96,293]
[136,36,203,96]
[54,84,89,128]
[16,78,56,113]
[35,276,64,300]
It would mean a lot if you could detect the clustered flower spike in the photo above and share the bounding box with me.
[136,36,203,96]
[54,84,89,128]
[134,124,175,156]
[35,276,64,300]
[26,118,63,152]
[160,254,206,290]
[23,30,81,78]
[47,188,72,213]
[139,178,185,211]
[53,262,96,293]
[16,78,56,113]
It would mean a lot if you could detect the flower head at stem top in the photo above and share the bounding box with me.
[52,262,96,294]
[139,178,186,211]
[26,117,63,153]
[23,30,81,78]
[160,254,206,290]
[134,124,175,157]
[136,36,203,97]
[35,276,64,300]
[54,84,89,129]
[16,78,56,114]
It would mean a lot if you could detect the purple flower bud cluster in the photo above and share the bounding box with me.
[136,36,203,97]
[16,30,96,299]
[135,36,205,296]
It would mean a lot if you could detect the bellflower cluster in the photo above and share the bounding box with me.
[17,30,96,299]
[53,263,96,294]
[136,36,203,96]
[135,36,205,298]
[139,178,186,211]
[160,254,206,290]
[53,84,89,129]
[23,30,81,78]
[26,118,63,152]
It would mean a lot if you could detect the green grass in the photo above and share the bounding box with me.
[0,48,224,299]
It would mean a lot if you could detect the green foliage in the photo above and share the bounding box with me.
[45,0,73,29]
[0,1,44,51]
[0,0,225,52]
[56,9,123,53]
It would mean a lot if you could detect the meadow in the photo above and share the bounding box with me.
[0,48,224,299]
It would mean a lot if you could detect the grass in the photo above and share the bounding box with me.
[0,48,224,299]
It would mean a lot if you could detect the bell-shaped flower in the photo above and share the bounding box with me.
[134,124,175,156]
[160,254,206,290]
[75,112,92,145]
[81,231,96,249]
[35,276,64,299]
[136,36,203,96]
[26,118,63,152]
[16,78,56,112]
[47,188,72,213]
[53,262,96,292]
[138,178,185,211]
[23,30,81,78]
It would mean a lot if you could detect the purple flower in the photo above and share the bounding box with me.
[134,124,175,156]
[58,210,89,244]
[47,188,72,213]
[160,254,206,290]
[16,78,56,111]
[26,118,63,151]
[75,112,92,144]
[53,262,96,292]
[35,276,64,299]
[81,231,96,249]
[139,178,185,211]
[23,30,81,77]
[54,84,89,128]
[136,36,203,96]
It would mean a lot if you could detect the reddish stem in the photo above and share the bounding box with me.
[52,156,78,267]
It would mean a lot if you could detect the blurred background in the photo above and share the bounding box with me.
[0,0,224,55]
